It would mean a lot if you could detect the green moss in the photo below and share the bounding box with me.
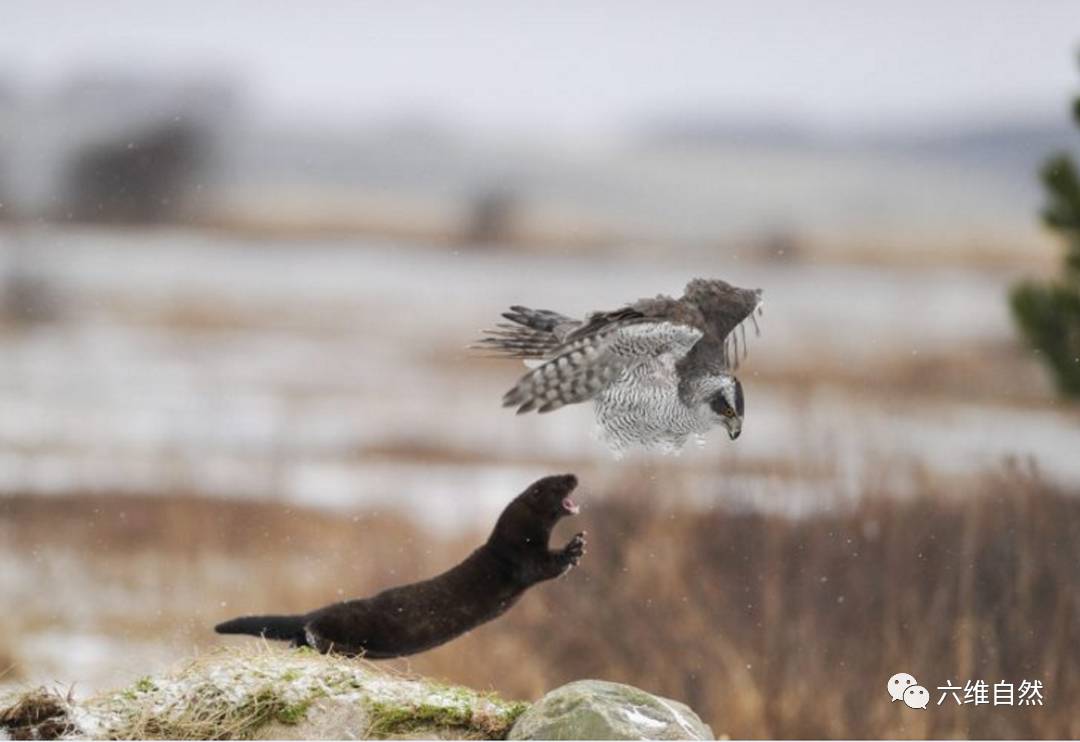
[502,701,529,726]
[365,694,528,740]
[366,699,472,737]
[134,676,157,693]
[274,698,312,725]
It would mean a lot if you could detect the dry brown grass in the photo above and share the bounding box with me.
[432,462,1080,739]
[749,339,1058,409]
[2,462,1078,738]
[0,687,73,740]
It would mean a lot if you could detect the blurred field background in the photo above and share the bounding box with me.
[2,1,1080,738]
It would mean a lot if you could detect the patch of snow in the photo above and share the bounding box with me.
[1,226,1077,523]
[620,704,667,729]
[655,697,702,739]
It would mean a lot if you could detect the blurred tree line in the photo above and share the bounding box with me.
[0,73,231,225]
[1011,56,1080,397]
[61,120,210,224]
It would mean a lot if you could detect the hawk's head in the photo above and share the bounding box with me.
[704,374,744,440]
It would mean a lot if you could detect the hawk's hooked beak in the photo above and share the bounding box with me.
[726,418,742,440]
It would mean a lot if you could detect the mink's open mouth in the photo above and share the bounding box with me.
[561,497,580,515]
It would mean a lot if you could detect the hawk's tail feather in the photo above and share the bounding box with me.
[501,341,615,414]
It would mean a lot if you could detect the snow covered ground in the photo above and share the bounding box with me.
[0,226,1077,533]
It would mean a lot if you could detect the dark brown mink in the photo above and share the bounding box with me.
[214,473,586,658]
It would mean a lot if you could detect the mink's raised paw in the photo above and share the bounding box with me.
[562,531,587,567]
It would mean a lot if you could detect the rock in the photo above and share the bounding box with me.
[509,680,713,740]
[254,697,372,740]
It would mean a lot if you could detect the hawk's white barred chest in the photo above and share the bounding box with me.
[594,361,711,454]
[591,322,711,452]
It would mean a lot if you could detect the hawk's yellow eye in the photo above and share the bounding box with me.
[724,408,735,418]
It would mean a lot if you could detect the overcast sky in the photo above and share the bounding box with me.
[3,1,1079,136]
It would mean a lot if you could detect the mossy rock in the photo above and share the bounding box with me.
[508,680,712,740]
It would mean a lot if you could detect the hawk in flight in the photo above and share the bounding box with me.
[476,278,763,453]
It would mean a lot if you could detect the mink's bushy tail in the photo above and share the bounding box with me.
[214,614,307,644]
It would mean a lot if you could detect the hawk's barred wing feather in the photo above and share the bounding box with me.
[502,321,703,414]
[564,307,647,343]
[471,306,581,360]
[502,306,576,333]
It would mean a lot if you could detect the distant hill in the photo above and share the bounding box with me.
[640,114,1078,175]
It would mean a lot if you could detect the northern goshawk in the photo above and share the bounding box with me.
[476,278,763,453]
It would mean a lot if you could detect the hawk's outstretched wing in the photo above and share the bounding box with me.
[634,278,763,370]
[475,278,763,414]
[472,306,582,360]
[501,320,702,414]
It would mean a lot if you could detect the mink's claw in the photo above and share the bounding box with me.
[563,531,587,566]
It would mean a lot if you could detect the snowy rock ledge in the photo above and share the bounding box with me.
[0,648,713,740]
